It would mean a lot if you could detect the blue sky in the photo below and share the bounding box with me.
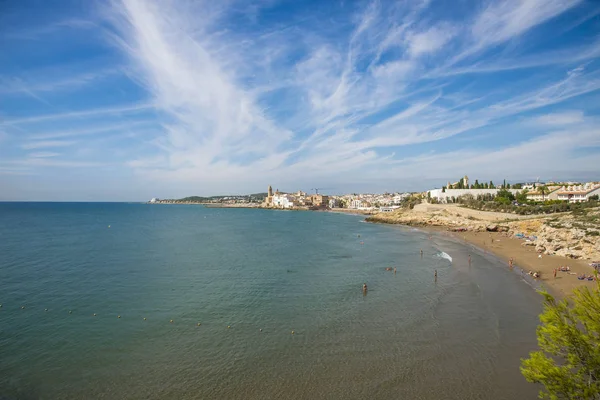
[1,0,600,201]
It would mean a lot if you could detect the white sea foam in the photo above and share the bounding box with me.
[437,251,453,263]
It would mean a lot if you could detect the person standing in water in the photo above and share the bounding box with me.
[434,270,437,280]
[394,267,397,275]
[362,283,367,292]
[468,254,471,265]
[420,249,423,257]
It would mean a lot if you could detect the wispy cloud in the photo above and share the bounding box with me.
[3,18,97,40]
[535,111,585,125]
[3,103,152,125]
[0,69,120,95]
[28,152,61,158]
[21,140,77,150]
[98,0,600,190]
[1,0,599,199]
[26,121,154,140]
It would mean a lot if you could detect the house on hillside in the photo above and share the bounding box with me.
[350,199,362,209]
[526,186,561,201]
[557,183,600,203]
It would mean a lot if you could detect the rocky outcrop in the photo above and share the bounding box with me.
[366,205,600,261]
[521,224,599,260]
[507,209,600,260]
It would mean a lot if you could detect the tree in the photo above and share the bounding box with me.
[484,182,489,189]
[503,179,507,188]
[442,186,446,193]
[495,188,515,204]
[539,185,550,201]
[589,195,599,202]
[490,180,495,188]
[516,189,529,204]
[521,284,600,399]
[474,179,480,189]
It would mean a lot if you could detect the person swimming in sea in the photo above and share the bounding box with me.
[362,283,367,291]
[434,270,437,279]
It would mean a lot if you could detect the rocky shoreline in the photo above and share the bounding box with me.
[366,204,600,261]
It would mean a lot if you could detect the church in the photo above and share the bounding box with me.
[263,185,281,207]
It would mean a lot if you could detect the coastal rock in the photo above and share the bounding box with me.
[367,203,600,261]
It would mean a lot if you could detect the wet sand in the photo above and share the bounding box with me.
[446,230,597,297]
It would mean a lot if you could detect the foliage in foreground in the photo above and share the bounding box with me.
[521,283,600,399]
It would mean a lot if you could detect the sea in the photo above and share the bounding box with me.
[0,203,543,399]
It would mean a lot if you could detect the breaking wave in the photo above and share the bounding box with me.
[436,251,453,263]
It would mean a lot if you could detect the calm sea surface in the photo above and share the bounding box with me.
[0,203,542,399]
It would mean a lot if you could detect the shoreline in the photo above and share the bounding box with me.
[407,224,597,298]
[362,202,598,297]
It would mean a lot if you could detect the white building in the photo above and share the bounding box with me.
[557,184,600,203]
[272,194,298,208]
[526,186,561,202]
[379,206,400,212]
[393,193,411,204]
[328,198,339,208]
[350,199,362,209]
[428,188,520,203]
[150,198,159,203]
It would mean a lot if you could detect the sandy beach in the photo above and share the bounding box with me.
[442,229,597,297]
[365,202,599,298]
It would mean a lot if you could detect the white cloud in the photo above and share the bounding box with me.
[28,152,61,158]
[472,0,582,48]
[3,103,152,125]
[21,140,77,149]
[27,121,153,140]
[2,0,599,198]
[407,24,455,57]
[0,69,119,95]
[535,111,584,125]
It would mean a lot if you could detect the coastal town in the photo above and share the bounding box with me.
[148,176,600,281]
[149,176,600,211]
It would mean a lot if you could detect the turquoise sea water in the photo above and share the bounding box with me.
[0,203,542,399]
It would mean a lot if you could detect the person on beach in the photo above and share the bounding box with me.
[468,255,471,265]
[509,258,513,269]
[554,268,557,278]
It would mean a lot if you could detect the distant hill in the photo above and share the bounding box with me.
[248,192,268,199]
[173,192,269,202]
